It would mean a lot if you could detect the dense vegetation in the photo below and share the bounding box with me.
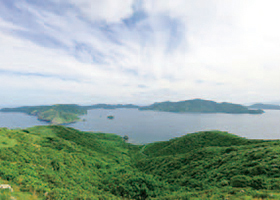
[0,105,87,125]
[1,126,280,199]
[139,99,264,114]
[249,103,280,110]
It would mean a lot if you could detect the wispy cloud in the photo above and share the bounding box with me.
[0,0,280,105]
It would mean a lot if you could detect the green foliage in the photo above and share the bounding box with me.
[231,175,251,187]
[123,135,129,141]
[0,126,172,199]
[0,134,17,148]
[142,130,264,157]
[250,176,266,189]
[0,127,280,199]
[134,131,280,199]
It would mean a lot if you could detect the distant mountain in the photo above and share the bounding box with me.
[85,104,139,110]
[266,101,280,105]
[139,99,264,114]
[248,103,280,110]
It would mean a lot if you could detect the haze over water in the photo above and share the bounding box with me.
[1,108,280,144]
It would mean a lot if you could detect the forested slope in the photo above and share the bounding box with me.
[1,126,280,199]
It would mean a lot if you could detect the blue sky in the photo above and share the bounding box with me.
[0,0,280,106]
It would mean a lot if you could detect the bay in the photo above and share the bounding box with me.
[69,109,280,143]
[0,109,280,144]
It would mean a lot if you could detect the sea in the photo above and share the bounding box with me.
[0,108,280,144]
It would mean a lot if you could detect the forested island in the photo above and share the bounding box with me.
[0,126,280,199]
[248,103,280,110]
[140,99,264,114]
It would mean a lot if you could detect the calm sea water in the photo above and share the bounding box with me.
[0,112,48,128]
[1,109,280,144]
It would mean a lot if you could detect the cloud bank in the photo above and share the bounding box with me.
[0,0,280,105]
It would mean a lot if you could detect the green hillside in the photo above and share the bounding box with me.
[140,99,264,114]
[0,105,87,125]
[141,131,265,157]
[0,126,280,199]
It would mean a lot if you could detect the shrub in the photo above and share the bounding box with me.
[230,175,251,187]
[250,176,266,189]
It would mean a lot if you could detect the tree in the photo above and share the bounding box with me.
[123,135,129,142]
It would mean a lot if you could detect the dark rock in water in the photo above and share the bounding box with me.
[107,115,114,120]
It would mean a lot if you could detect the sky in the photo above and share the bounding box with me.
[0,0,280,106]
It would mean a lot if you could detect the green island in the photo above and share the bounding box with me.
[0,105,87,125]
[139,99,264,114]
[248,103,280,110]
[1,126,280,199]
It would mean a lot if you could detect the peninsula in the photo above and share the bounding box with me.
[0,104,87,124]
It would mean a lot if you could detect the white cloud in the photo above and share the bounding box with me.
[1,0,280,105]
[63,0,134,23]
[140,0,280,103]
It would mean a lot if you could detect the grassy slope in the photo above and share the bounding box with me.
[1,127,280,199]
